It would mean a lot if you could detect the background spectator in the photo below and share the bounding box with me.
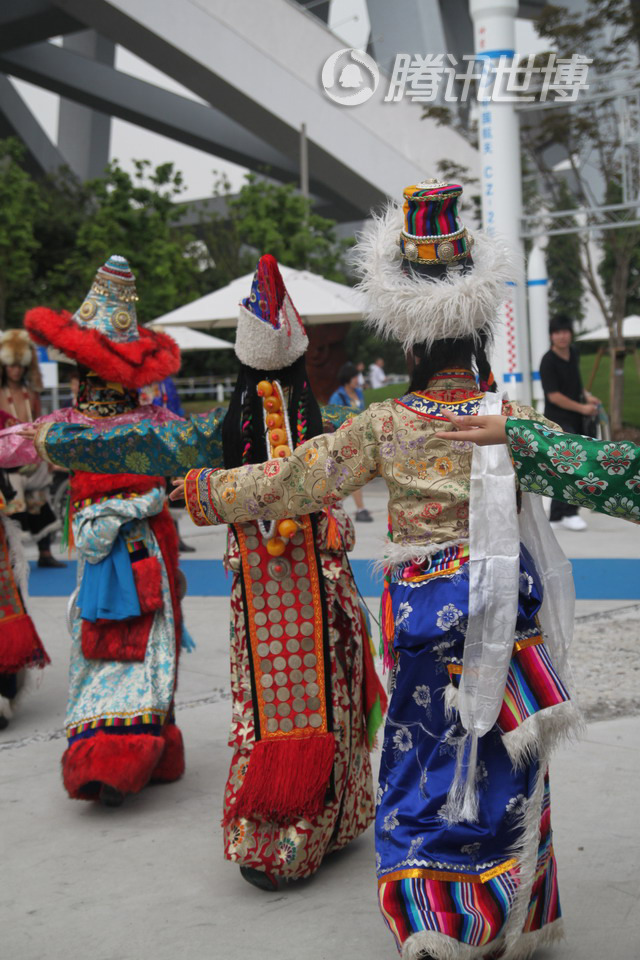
[540,314,600,531]
[330,362,365,411]
[368,357,386,390]
[60,368,80,408]
[330,363,372,522]
[0,331,64,567]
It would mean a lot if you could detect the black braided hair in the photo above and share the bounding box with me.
[475,334,497,392]
[222,356,323,469]
[409,338,474,393]
[409,335,496,393]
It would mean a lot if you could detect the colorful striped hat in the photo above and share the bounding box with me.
[398,179,473,267]
[353,178,517,351]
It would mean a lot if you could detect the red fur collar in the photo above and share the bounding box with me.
[70,473,164,504]
[25,307,180,390]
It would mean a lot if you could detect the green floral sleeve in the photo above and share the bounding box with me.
[506,418,640,524]
[41,409,226,475]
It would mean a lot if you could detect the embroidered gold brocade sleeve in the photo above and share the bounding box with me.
[184,411,380,527]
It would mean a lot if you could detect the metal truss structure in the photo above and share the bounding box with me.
[3,0,622,246]
[0,0,578,222]
[520,68,640,239]
[0,0,479,222]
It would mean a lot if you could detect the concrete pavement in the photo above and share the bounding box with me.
[3,484,639,960]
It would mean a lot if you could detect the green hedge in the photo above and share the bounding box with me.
[579,353,639,428]
[364,382,409,405]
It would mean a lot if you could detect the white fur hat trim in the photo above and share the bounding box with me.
[235,300,309,372]
[352,203,521,352]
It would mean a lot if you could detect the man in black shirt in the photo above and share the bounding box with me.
[539,314,600,530]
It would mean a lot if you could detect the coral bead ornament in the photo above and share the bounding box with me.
[265,396,281,414]
[257,381,273,398]
[266,413,283,429]
[274,444,291,459]
[266,537,286,557]
[269,428,286,446]
[278,519,299,539]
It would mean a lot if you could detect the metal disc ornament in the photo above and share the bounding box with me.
[403,240,419,261]
[437,241,455,262]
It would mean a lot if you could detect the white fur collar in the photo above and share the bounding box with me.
[352,203,520,351]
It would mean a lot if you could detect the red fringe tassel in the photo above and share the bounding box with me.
[226,732,336,825]
[0,615,50,672]
[324,506,342,551]
[380,578,395,672]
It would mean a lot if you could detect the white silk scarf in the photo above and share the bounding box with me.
[444,392,574,823]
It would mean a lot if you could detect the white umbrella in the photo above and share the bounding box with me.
[156,325,234,351]
[147,266,364,330]
[578,315,640,341]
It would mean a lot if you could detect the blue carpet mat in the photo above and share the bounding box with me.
[28,558,640,601]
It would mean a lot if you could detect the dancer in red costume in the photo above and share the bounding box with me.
[26,255,387,885]
[0,409,50,729]
[0,256,186,805]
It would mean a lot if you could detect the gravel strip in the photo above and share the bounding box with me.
[571,603,640,721]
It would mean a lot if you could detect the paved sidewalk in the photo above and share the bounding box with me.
[3,590,640,960]
[7,483,639,959]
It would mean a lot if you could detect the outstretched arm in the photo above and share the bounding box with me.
[175,411,380,526]
[436,413,640,524]
[435,412,509,446]
[0,409,78,467]
[33,409,227,475]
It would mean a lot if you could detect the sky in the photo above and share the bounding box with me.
[8,3,548,201]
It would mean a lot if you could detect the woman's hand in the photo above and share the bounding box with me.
[435,410,509,445]
[17,425,38,441]
[169,477,185,502]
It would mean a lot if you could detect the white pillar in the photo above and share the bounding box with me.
[470,0,531,402]
[527,238,549,409]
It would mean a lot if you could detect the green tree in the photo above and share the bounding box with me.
[31,166,92,306]
[522,1,640,435]
[599,179,640,317]
[198,173,352,289]
[46,159,202,323]
[0,139,41,328]
[546,181,585,327]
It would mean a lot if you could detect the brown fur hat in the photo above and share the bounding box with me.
[0,330,43,391]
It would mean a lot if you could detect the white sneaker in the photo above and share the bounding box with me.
[561,515,587,531]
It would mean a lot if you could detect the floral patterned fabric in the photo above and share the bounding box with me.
[222,506,375,879]
[38,406,353,476]
[507,418,640,523]
[375,547,568,956]
[66,488,178,737]
[38,408,226,475]
[178,374,578,956]
[181,376,550,555]
[0,402,179,468]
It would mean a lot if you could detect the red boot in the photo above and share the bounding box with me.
[150,722,185,783]
[62,732,164,800]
